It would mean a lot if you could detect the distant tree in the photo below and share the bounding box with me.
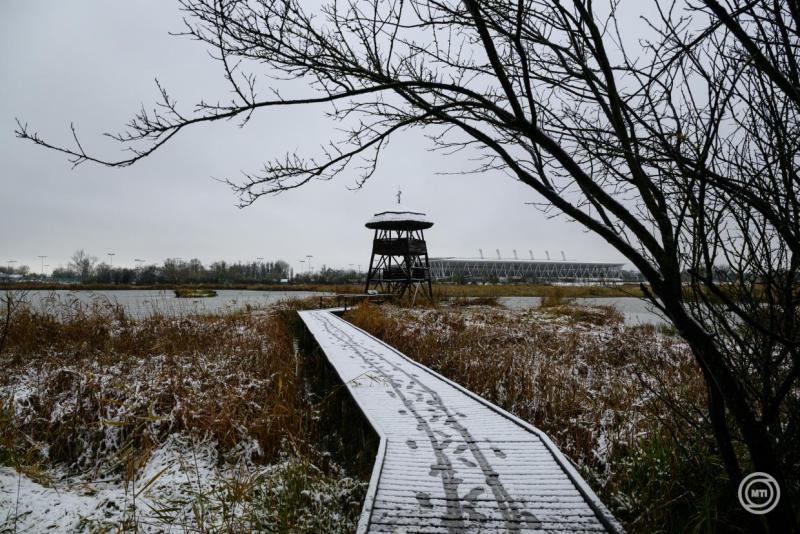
[115,268,136,285]
[209,261,227,284]
[68,249,97,282]
[16,0,800,529]
[273,260,291,279]
[186,258,204,283]
[94,262,112,283]
[162,258,182,284]
[137,264,159,285]
[51,266,77,281]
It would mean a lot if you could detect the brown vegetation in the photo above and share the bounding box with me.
[434,283,644,299]
[0,296,370,531]
[173,288,218,298]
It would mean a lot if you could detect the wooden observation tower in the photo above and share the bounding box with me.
[364,193,434,300]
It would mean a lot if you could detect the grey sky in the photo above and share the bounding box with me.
[1,1,632,275]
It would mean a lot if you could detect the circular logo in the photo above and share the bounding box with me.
[738,472,780,515]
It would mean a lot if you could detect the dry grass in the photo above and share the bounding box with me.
[174,288,218,298]
[0,295,370,532]
[307,283,644,299]
[434,282,644,298]
[2,306,299,467]
[344,301,744,533]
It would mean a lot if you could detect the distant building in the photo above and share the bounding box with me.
[429,257,624,283]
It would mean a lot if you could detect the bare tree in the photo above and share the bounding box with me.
[15,0,799,529]
[68,249,97,282]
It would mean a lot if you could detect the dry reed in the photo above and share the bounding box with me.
[0,295,368,532]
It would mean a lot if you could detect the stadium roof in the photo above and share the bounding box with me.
[430,257,624,267]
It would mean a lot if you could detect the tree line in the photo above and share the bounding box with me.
[37,250,292,285]
[1,250,373,285]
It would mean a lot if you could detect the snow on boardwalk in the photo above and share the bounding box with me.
[299,309,622,534]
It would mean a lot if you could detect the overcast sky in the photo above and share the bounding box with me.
[1,1,633,275]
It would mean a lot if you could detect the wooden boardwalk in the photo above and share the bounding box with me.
[299,309,622,534]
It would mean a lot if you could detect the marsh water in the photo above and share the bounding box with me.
[13,289,666,325]
[499,296,667,325]
[17,289,330,318]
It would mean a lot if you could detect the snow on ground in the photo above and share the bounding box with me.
[1,433,362,533]
[2,435,221,532]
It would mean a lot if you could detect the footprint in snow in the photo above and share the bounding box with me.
[458,457,477,468]
[491,447,507,459]
[415,491,434,509]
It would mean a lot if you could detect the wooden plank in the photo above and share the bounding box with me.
[299,309,622,533]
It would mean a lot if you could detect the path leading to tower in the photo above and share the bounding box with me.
[298,309,622,533]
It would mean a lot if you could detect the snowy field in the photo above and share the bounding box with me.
[1,440,362,533]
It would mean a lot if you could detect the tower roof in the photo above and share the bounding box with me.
[366,204,433,230]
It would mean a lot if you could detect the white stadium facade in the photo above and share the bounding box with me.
[428,257,625,283]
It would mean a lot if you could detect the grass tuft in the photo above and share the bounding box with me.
[173,288,218,298]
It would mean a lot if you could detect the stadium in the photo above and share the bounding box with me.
[428,256,625,283]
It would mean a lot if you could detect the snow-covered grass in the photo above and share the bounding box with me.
[345,301,730,532]
[1,442,363,533]
[0,297,367,532]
